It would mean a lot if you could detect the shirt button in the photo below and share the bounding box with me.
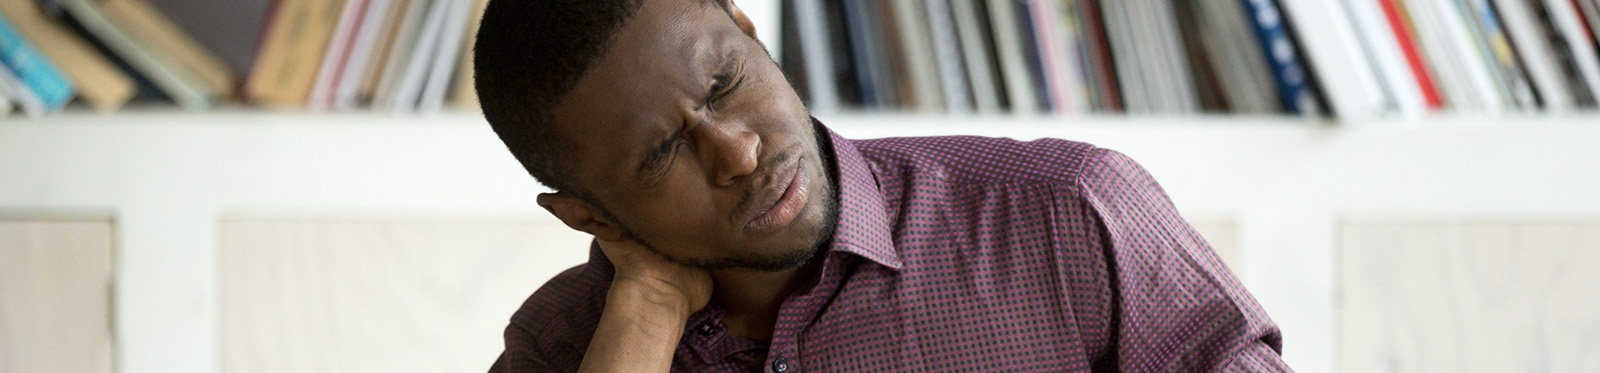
[772,357,790,372]
[696,322,716,336]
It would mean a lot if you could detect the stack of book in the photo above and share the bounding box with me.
[781,0,1600,120]
[0,0,485,118]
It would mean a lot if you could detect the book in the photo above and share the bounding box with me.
[1530,0,1599,107]
[0,0,133,112]
[1076,0,1121,112]
[448,0,487,109]
[949,0,1001,113]
[335,0,399,110]
[1279,0,1386,118]
[358,0,411,105]
[874,0,916,110]
[417,0,472,113]
[926,0,971,113]
[54,0,212,110]
[100,0,236,99]
[1343,0,1429,117]
[1172,0,1228,111]
[792,0,841,112]
[1243,0,1320,115]
[1542,0,1600,106]
[842,0,893,108]
[308,0,374,111]
[372,0,431,110]
[1145,0,1200,113]
[1463,0,1540,110]
[821,0,861,107]
[1027,0,1086,113]
[0,11,74,111]
[246,0,347,108]
[1381,0,1447,110]
[1014,1,1053,112]
[1490,0,1576,111]
[0,72,12,115]
[1579,0,1600,43]
[0,62,43,117]
[984,0,1037,114]
[1194,0,1282,113]
[1424,0,1507,113]
[385,0,450,112]
[890,0,943,112]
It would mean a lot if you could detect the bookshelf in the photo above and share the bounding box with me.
[6,0,1600,372]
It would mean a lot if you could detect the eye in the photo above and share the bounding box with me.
[706,66,745,109]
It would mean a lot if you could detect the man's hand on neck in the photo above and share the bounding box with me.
[579,237,711,372]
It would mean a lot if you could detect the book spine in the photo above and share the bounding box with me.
[842,0,886,108]
[1490,0,1574,111]
[1466,0,1541,109]
[1243,0,1317,115]
[417,0,471,113]
[950,0,1002,113]
[794,0,840,113]
[0,13,75,111]
[1344,0,1428,117]
[0,63,45,117]
[1380,0,1446,109]
[58,0,211,110]
[984,0,1038,114]
[927,0,972,113]
[1542,0,1600,105]
[309,0,371,111]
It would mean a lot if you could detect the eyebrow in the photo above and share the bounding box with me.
[633,49,743,182]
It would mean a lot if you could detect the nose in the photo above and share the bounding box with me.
[696,123,761,187]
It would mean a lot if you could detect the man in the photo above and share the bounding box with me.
[474,0,1289,371]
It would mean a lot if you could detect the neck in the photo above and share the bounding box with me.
[709,257,823,341]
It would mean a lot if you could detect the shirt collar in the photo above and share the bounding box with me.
[818,121,903,270]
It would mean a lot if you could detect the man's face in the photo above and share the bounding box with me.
[548,0,835,271]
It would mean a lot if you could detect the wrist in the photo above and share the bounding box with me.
[608,277,699,320]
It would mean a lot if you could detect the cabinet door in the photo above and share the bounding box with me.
[0,220,115,373]
[220,219,590,373]
[1340,221,1600,372]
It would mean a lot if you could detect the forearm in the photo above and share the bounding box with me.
[578,281,694,373]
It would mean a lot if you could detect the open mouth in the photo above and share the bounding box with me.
[746,160,809,232]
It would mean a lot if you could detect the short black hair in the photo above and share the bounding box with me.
[474,0,730,196]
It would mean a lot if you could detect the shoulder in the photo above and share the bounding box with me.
[500,260,611,367]
[851,136,1106,186]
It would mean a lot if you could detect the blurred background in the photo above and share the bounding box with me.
[2,0,1599,372]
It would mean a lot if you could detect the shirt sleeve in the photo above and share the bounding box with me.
[1076,148,1289,371]
[488,322,563,372]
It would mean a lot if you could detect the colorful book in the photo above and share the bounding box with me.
[372,0,431,110]
[0,0,133,112]
[385,0,450,112]
[1077,0,1121,112]
[54,0,212,110]
[1464,0,1540,110]
[1027,0,1086,114]
[1194,0,1282,113]
[101,0,236,99]
[308,0,374,111]
[358,0,411,105]
[336,0,400,110]
[1381,0,1447,110]
[0,63,43,117]
[1244,0,1321,116]
[0,11,74,111]
[1343,0,1428,117]
[1490,0,1576,111]
[246,0,347,108]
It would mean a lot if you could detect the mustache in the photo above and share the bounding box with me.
[727,150,796,223]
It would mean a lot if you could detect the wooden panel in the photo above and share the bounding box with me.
[0,221,115,373]
[1340,221,1600,373]
[220,220,592,373]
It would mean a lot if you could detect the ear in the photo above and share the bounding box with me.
[725,0,758,39]
[537,193,625,241]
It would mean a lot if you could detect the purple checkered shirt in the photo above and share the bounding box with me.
[491,124,1289,372]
